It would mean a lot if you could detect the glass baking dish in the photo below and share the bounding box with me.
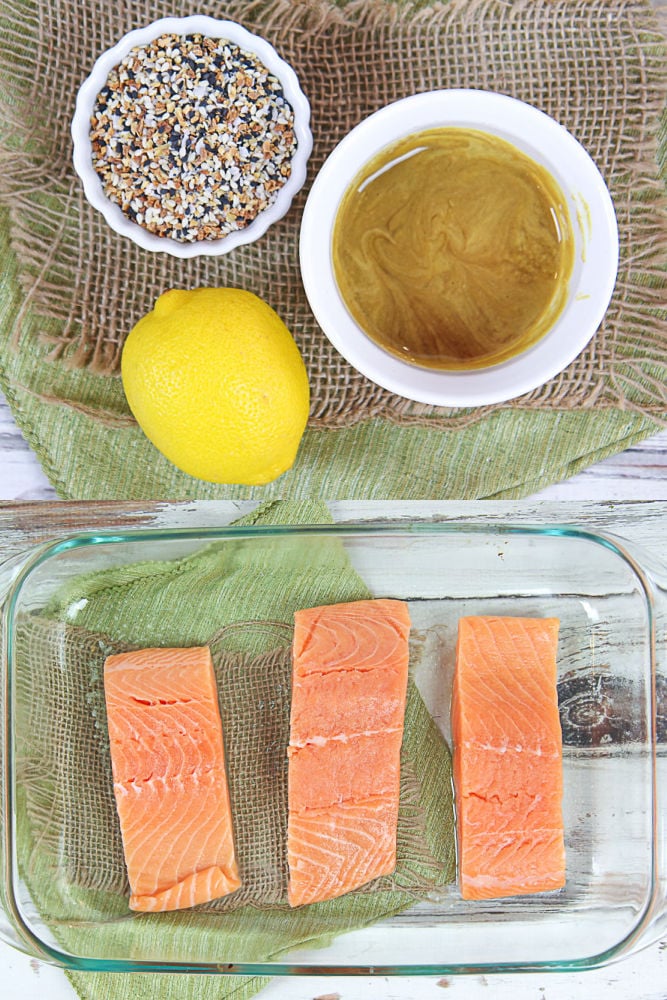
[0,521,665,975]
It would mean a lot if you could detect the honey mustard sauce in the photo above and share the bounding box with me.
[332,128,575,370]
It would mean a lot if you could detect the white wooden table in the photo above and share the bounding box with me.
[0,499,666,1000]
[1,390,667,500]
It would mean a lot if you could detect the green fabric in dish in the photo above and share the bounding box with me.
[11,500,456,999]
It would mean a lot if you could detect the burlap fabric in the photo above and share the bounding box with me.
[6,500,459,999]
[15,616,452,911]
[0,0,665,434]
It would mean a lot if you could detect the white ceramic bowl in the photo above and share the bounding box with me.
[300,90,619,407]
[71,15,312,258]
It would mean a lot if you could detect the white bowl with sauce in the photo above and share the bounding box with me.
[299,90,619,406]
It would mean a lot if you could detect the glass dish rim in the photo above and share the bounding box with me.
[1,520,660,975]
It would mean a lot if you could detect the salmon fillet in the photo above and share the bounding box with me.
[104,646,241,912]
[287,599,410,907]
[452,616,565,900]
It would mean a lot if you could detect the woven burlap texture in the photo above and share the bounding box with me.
[15,615,453,912]
[0,0,665,432]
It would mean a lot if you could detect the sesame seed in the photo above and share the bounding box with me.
[90,32,297,243]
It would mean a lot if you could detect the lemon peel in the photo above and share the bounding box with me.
[121,287,310,485]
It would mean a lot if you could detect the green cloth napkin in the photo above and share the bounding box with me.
[13,500,455,999]
[0,202,660,500]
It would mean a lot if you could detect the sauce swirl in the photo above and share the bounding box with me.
[332,128,575,370]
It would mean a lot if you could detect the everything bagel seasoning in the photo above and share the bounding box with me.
[89,33,297,243]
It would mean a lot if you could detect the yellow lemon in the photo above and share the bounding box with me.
[121,288,310,485]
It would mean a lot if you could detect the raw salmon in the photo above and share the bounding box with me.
[104,646,241,912]
[287,599,410,906]
[452,616,564,900]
